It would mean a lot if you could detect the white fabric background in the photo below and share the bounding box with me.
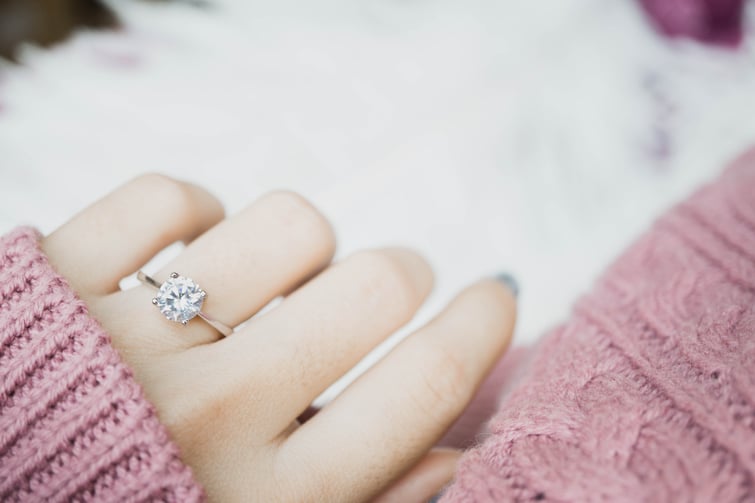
[1,0,754,366]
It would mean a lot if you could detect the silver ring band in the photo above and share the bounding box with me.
[137,271,233,337]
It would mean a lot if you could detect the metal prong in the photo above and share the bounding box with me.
[152,298,158,305]
[170,272,179,279]
[182,320,188,326]
[200,290,207,297]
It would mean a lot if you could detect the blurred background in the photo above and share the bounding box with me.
[1,0,754,350]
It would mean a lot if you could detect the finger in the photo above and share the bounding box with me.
[120,190,336,348]
[201,248,433,431]
[278,278,516,502]
[42,174,224,295]
[372,448,461,503]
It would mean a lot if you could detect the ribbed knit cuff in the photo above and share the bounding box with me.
[0,228,203,502]
[442,151,755,502]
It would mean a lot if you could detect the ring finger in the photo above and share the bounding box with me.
[42,174,225,297]
[116,190,337,350]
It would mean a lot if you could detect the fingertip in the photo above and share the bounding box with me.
[130,173,226,242]
[443,278,517,361]
[372,448,461,503]
[254,190,337,267]
[186,180,225,216]
[378,247,435,301]
[464,277,517,322]
[492,272,519,299]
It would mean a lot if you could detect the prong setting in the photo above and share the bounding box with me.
[138,270,232,337]
[151,273,205,324]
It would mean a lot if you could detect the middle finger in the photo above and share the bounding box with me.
[195,247,434,434]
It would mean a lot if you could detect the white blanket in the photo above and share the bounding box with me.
[1,0,753,354]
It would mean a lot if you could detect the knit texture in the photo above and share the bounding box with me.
[0,228,203,502]
[442,151,755,502]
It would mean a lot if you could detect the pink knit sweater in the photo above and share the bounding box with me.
[0,229,203,501]
[441,152,755,501]
[1,152,753,502]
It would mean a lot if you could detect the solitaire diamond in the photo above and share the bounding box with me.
[152,273,206,324]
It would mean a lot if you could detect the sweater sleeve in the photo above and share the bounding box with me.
[0,228,204,502]
[442,150,755,502]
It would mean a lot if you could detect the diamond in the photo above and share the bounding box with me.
[153,273,206,324]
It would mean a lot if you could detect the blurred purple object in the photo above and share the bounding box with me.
[639,0,746,46]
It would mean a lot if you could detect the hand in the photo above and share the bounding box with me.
[41,174,516,502]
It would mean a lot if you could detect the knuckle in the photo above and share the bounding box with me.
[260,191,336,257]
[290,472,331,503]
[133,173,194,215]
[275,449,334,503]
[410,342,470,420]
[348,250,417,317]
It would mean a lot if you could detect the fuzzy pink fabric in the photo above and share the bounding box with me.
[639,0,746,46]
[0,228,203,502]
[441,151,755,501]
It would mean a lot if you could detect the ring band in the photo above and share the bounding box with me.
[137,271,233,337]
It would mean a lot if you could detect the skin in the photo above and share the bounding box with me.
[40,174,517,502]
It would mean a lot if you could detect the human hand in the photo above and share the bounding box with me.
[41,174,516,502]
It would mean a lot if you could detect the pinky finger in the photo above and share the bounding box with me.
[372,448,461,503]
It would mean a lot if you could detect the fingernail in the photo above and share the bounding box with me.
[494,272,519,298]
[428,494,443,503]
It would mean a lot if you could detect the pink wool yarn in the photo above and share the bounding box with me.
[441,152,755,501]
[0,228,203,502]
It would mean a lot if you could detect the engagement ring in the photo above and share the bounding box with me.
[137,271,233,337]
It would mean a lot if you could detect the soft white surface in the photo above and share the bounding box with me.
[1,0,754,350]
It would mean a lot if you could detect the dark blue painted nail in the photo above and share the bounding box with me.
[494,272,519,298]
[427,494,442,503]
